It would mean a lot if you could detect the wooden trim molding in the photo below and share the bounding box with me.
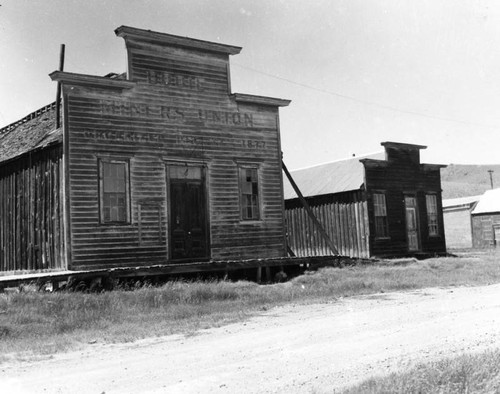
[233,93,291,107]
[115,25,242,55]
[49,71,136,90]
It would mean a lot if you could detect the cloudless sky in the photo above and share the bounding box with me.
[1,0,500,169]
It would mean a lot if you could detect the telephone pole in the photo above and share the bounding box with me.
[488,170,494,189]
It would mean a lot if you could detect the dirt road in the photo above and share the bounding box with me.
[2,283,500,393]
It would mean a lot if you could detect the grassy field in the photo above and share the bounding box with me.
[342,349,500,394]
[1,251,500,362]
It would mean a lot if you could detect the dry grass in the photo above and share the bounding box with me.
[1,252,500,361]
[342,349,500,394]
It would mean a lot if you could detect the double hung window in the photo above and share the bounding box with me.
[426,194,439,236]
[373,193,389,238]
[99,160,130,224]
[239,167,260,220]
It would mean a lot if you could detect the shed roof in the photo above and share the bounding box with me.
[283,151,385,200]
[471,188,500,215]
[0,102,62,164]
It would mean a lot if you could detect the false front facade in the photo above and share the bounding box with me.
[0,26,290,272]
[284,142,447,258]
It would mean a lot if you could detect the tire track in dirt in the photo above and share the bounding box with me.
[1,283,500,393]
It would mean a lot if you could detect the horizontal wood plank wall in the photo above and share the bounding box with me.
[64,40,285,270]
[471,214,500,248]
[285,200,370,259]
[0,146,65,272]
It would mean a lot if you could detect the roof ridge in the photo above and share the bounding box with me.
[0,102,57,137]
[290,150,385,172]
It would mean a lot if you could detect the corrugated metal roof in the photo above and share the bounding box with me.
[442,195,481,209]
[471,188,500,214]
[0,104,62,164]
[283,151,385,200]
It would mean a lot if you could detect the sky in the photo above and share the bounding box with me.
[1,0,500,170]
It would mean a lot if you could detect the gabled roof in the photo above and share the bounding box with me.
[442,195,481,210]
[0,102,62,164]
[471,188,500,215]
[283,151,385,200]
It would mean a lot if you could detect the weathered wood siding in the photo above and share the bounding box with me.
[471,213,500,248]
[285,193,370,258]
[364,160,446,257]
[0,146,65,272]
[62,36,286,269]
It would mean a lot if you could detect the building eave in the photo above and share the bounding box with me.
[233,93,291,107]
[49,71,136,89]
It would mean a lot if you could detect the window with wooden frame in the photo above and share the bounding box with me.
[426,194,439,236]
[99,160,130,224]
[373,192,389,238]
[239,167,260,221]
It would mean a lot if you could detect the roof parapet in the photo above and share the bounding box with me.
[115,26,242,55]
[381,141,427,150]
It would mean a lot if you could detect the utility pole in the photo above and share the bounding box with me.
[56,44,65,129]
[488,170,494,189]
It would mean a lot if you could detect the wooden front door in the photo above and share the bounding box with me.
[404,196,420,252]
[168,165,209,260]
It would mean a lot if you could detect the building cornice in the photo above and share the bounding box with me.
[233,93,291,107]
[115,26,242,55]
[49,71,136,90]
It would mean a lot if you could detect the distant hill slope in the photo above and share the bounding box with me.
[440,164,500,199]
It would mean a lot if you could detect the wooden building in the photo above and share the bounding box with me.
[470,188,500,248]
[284,142,447,258]
[442,195,480,249]
[0,26,290,273]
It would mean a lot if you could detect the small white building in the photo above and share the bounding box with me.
[442,195,480,249]
[471,188,500,248]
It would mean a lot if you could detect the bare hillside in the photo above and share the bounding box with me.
[441,164,500,199]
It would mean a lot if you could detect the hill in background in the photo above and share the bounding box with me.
[440,164,500,199]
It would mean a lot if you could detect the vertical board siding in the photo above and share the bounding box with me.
[0,146,64,272]
[285,200,370,259]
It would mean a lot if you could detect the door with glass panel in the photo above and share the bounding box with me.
[404,195,420,251]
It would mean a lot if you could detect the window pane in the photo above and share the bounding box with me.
[426,194,439,236]
[374,193,388,237]
[101,161,128,223]
[239,167,259,220]
[169,166,201,180]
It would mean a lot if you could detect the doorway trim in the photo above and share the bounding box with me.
[164,159,210,262]
[404,194,421,252]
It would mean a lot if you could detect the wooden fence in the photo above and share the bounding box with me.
[0,145,65,272]
[285,200,370,258]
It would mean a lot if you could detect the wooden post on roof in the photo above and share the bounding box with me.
[55,44,65,129]
[282,159,339,255]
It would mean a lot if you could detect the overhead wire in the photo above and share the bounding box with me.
[232,62,500,130]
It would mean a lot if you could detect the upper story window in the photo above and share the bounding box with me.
[239,167,260,220]
[99,160,130,224]
[373,192,389,238]
[426,194,439,236]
